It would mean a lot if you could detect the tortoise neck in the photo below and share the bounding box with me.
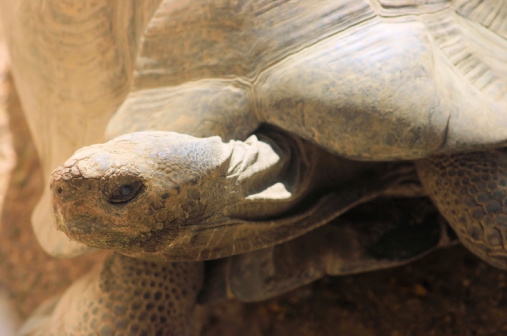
[221,128,320,219]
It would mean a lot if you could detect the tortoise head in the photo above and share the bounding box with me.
[51,129,390,262]
[50,131,233,260]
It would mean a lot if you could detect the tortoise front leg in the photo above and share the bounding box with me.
[417,149,507,269]
[20,253,203,336]
[201,198,456,303]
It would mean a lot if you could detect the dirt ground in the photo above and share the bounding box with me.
[1,73,507,336]
[199,245,507,336]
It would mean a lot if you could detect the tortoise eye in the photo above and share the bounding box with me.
[109,181,143,204]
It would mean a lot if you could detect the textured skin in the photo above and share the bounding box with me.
[417,149,507,269]
[21,253,203,336]
[50,129,421,261]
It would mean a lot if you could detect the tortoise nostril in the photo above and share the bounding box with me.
[57,187,63,194]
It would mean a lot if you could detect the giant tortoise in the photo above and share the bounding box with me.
[48,0,507,267]
[1,0,506,334]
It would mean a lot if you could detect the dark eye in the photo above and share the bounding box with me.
[109,181,143,204]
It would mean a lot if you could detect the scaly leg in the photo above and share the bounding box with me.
[21,253,203,336]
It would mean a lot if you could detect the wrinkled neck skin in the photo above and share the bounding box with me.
[225,130,319,219]
[148,129,328,261]
[51,130,328,261]
[161,129,327,261]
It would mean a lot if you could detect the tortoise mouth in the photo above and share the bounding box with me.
[52,202,168,253]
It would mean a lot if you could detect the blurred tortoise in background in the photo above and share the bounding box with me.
[0,0,506,334]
